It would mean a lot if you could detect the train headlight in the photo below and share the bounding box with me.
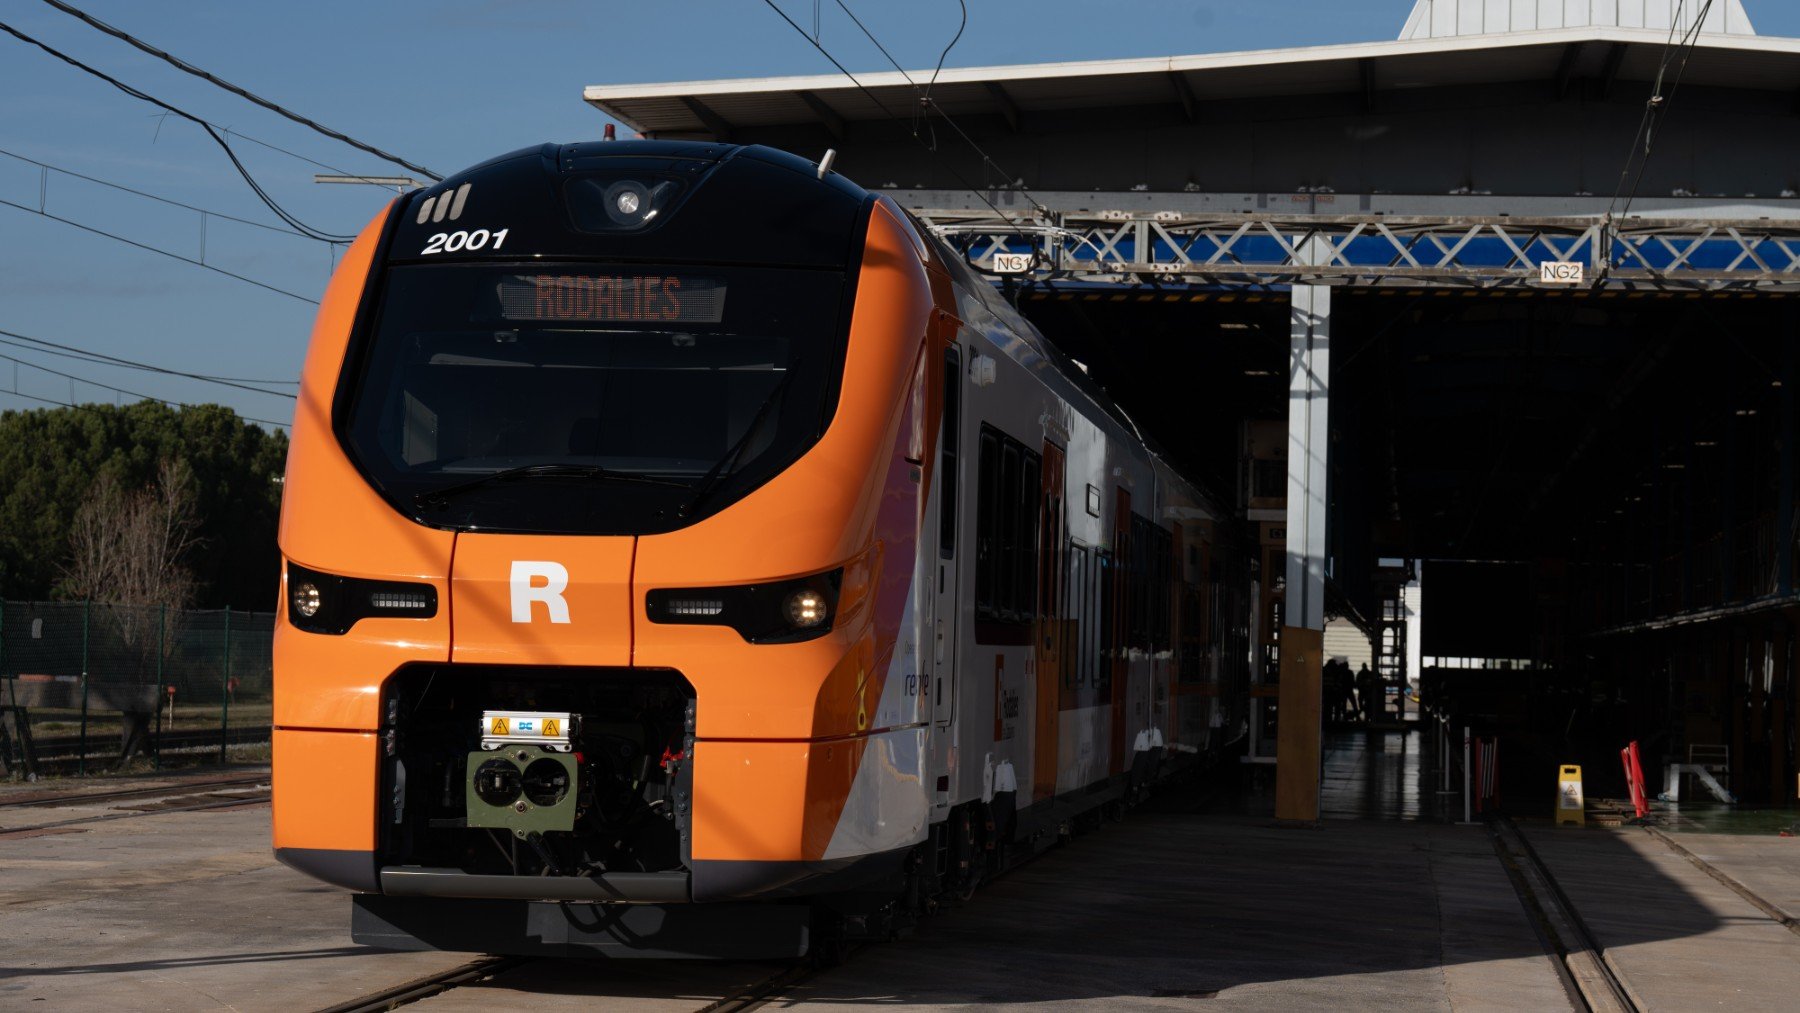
[603,181,656,227]
[286,562,438,636]
[646,568,843,644]
[784,589,828,629]
[292,582,322,618]
[565,172,690,233]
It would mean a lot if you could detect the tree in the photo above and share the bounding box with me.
[60,459,201,611]
[0,402,287,609]
[59,460,201,684]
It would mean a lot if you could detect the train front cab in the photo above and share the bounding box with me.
[271,142,954,958]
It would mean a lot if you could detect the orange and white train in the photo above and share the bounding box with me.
[272,141,1254,958]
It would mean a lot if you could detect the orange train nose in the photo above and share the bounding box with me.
[450,534,636,666]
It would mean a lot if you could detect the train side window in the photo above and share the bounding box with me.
[1154,524,1172,653]
[939,347,960,559]
[999,442,1021,621]
[975,424,1042,634]
[1039,447,1065,631]
[1070,544,1089,689]
[1097,550,1114,692]
[975,429,1000,619]
[1017,452,1040,620]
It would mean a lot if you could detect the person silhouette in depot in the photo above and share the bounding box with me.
[1321,659,1342,722]
[1356,663,1379,724]
[1340,661,1361,721]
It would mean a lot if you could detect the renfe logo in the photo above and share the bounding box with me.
[510,561,570,624]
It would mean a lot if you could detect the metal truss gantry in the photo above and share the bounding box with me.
[915,209,1800,291]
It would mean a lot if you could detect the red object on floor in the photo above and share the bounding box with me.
[1621,740,1650,819]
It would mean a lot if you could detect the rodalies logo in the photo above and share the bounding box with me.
[510,561,570,624]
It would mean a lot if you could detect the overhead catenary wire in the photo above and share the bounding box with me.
[0,195,321,305]
[827,0,1039,208]
[924,0,966,101]
[0,386,288,431]
[0,18,356,242]
[0,350,291,428]
[37,0,441,182]
[0,327,298,398]
[757,0,1044,230]
[0,146,327,244]
[1606,0,1715,225]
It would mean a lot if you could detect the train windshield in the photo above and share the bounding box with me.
[342,263,848,534]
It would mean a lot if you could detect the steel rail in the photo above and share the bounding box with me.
[1488,816,1641,1013]
[310,957,525,1013]
[0,775,267,809]
[0,791,269,838]
[1645,826,1800,939]
[694,962,817,1013]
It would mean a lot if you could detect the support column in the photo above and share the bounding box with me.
[1277,265,1330,823]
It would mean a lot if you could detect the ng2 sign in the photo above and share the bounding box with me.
[1538,260,1584,285]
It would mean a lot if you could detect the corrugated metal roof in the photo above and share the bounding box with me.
[1401,0,1756,40]
[585,26,1800,138]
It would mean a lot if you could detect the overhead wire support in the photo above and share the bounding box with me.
[0,18,356,243]
[0,196,321,305]
[1601,0,1715,278]
[0,350,291,428]
[761,0,1048,256]
[0,385,289,430]
[37,0,441,182]
[0,146,327,244]
[0,327,297,398]
[828,0,1042,213]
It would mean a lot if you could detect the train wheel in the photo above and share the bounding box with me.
[810,910,850,968]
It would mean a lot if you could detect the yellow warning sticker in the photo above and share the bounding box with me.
[490,717,509,736]
[542,718,560,738]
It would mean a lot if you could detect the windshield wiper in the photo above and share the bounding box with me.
[678,360,803,519]
[415,463,686,510]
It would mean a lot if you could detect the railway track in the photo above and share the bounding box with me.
[1489,816,1639,1012]
[314,956,815,1013]
[0,775,269,809]
[1490,815,1800,1013]
[28,724,269,760]
[0,779,270,839]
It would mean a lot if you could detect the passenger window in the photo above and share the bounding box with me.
[974,423,1042,632]
[939,347,960,559]
[975,430,1000,620]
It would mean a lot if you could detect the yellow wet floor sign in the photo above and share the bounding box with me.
[1556,764,1585,826]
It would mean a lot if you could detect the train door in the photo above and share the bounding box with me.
[1034,442,1066,801]
[1111,488,1131,774]
[930,344,963,732]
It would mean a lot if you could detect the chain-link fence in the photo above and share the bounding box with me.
[0,601,273,777]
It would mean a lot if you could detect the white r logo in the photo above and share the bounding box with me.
[510,560,570,624]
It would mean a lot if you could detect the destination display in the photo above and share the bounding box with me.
[496,274,726,324]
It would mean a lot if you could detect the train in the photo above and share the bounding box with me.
[272,140,1255,959]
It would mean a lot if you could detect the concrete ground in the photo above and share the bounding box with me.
[740,814,1574,1013]
[0,783,473,1011]
[411,810,1576,1013]
[1521,823,1800,1011]
[4,742,1794,1011]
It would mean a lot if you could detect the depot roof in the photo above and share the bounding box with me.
[584,25,1800,140]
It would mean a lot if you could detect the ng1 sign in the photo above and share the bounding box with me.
[991,252,1033,274]
[1538,260,1585,285]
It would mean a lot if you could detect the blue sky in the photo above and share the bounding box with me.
[1,0,1795,429]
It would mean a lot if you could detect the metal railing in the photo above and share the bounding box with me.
[0,600,273,777]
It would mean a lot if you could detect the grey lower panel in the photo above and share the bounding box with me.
[688,849,909,903]
[379,867,690,903]
[275,847,379,892]
[352,894,811,959]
